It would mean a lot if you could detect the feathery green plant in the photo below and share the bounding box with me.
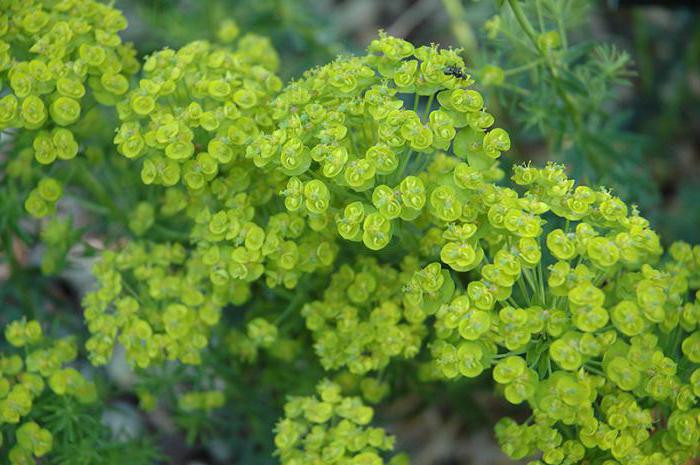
[463,0,658,210]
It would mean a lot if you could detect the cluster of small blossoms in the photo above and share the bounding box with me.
[0,0,139,217]
[82,241,227,367]
[110,26,340,302]
[71,23,700,464]
[23,177,63,219]
[83,30,349,366]
[274,379,402,465]
[335,374,392,406]
[178,390,225,412]
[665,241,700,292]
[226,318,304,364]
[252,31,699,460]
[1,319,97,464]
[247,31,508,253]
[189,194,339,291]
[413,159,700,464]
[113,34,280,185]
[83,223,338,367]
[38,215,78,274]
[301,257,425,374]
[86,32,505,369]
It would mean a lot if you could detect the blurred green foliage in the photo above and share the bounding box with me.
[119,0,346,79]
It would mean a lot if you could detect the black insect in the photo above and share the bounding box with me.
[444,65,468,80]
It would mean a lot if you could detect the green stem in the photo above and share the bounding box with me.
[534,0,545,33]
[506,0,582,131]
[498,82,530,96]
[584,364,605,377]
[503,58,545,76]
[74,161,124,223]
[507,0,538,45]
[394,149,414,184]
[517,273,532,306]
[422,93,435,122]
[269,286,296,301]
[441,0,478,59]
[555,4,568,50]
[152,224,190,242]
[505,296,519,308]
[537,261,547,306]
[522,268,541,303]
[274,288,308,325]
[71,197,111,216]
[492,350,526,361]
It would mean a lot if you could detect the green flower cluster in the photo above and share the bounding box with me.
[24,177,63,218]
[274,379,401,465]
[0,0,690,460]
[178,390,225,412]
[302,258,424,374]
[1,319,97,465]
[85,30,345,366]
[73,28,700,464]
[113,35,280,185]
[224,315,307,366]
[83,241,225,367]
[0,0,139,216]
[88,31,508,368]
[666,241,700,292]
[417,159,699,464]
[38,215,79,274]
[250,31,507,252]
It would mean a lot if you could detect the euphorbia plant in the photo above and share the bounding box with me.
[0,1,699,464]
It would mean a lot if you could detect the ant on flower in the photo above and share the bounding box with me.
[443,64,468,80]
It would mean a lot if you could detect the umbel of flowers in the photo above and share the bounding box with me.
[1,319,97,464]
[0,0,139,217]
[274,379,405,465]
[81,29,341,368]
